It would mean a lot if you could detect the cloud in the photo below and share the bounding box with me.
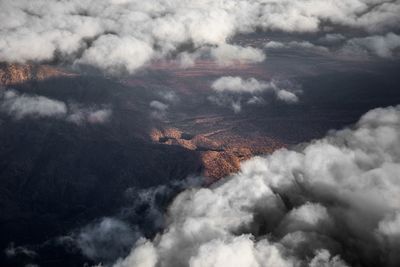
[77,218,138,263]
[112,104,400,267]
[67,105,112,125]
[212,77,269,94]
[265,40,329,53]
[1,0,399,73]
[340,32,400,58]
[77,35,154,75]
[149,100,169,119]
[276,90,299,103]
[159,91,179,104]
[209,44,266,65]
[176,44,265,68]
[55,176,204,264]
[149,100,168,111]
[1,90,67,119]
[209,77,299,112]
[1,89,112,124]
[319,33,346,44]
[265,32,400,60]
[309,249,349,267]
[4,243,37,259]
[113,239,157,267]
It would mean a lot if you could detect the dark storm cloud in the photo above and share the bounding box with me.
[1,0,399,73]
[111,105,400,267]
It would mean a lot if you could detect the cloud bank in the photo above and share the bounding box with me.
[112,104,400,267]
[1,0,399,73]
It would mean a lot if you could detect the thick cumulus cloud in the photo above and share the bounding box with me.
[1,0,400,73]
[0,89,112,124]
[210,76,299,112]
[111,104,400,267]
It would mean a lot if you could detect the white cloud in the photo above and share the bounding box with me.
[87,109,112,124]
[1,89,112,124]
[277,90,299,103]
[210,44,266,65]
[1,90,67,119]
[77,218,137,262]
[149,100,168,111]
[377,212,400,237]
[149,100,169,119]
[212,76,270,94]
[210,77,299,112]
[309,249,349,267]
[67,105,112,125]
[113,239,157,267]
[265,32,400,60]
[265,40,329,53]
[341,32,400,58]
[212,77,268,94]
[77,35,154,74]
[319,33,346,44]
[113,104,400,267]
[1,0,399,73]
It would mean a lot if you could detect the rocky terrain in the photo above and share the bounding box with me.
[0,64,285,254]
[2,60,400,267]
[0,63,75,86]
[1,62,286,181]
[150,125,284,180]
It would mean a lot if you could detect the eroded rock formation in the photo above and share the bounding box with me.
[0,63,74,86]
[150,126,285,180]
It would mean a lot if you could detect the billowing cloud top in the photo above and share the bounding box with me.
[112,104,400,267]
[1,0,399,73]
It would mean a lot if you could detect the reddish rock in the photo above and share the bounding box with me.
[0,63,75,86]
[149,125,286,181]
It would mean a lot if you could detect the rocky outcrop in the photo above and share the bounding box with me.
[150,127,285,180]
[0,63,74,86]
